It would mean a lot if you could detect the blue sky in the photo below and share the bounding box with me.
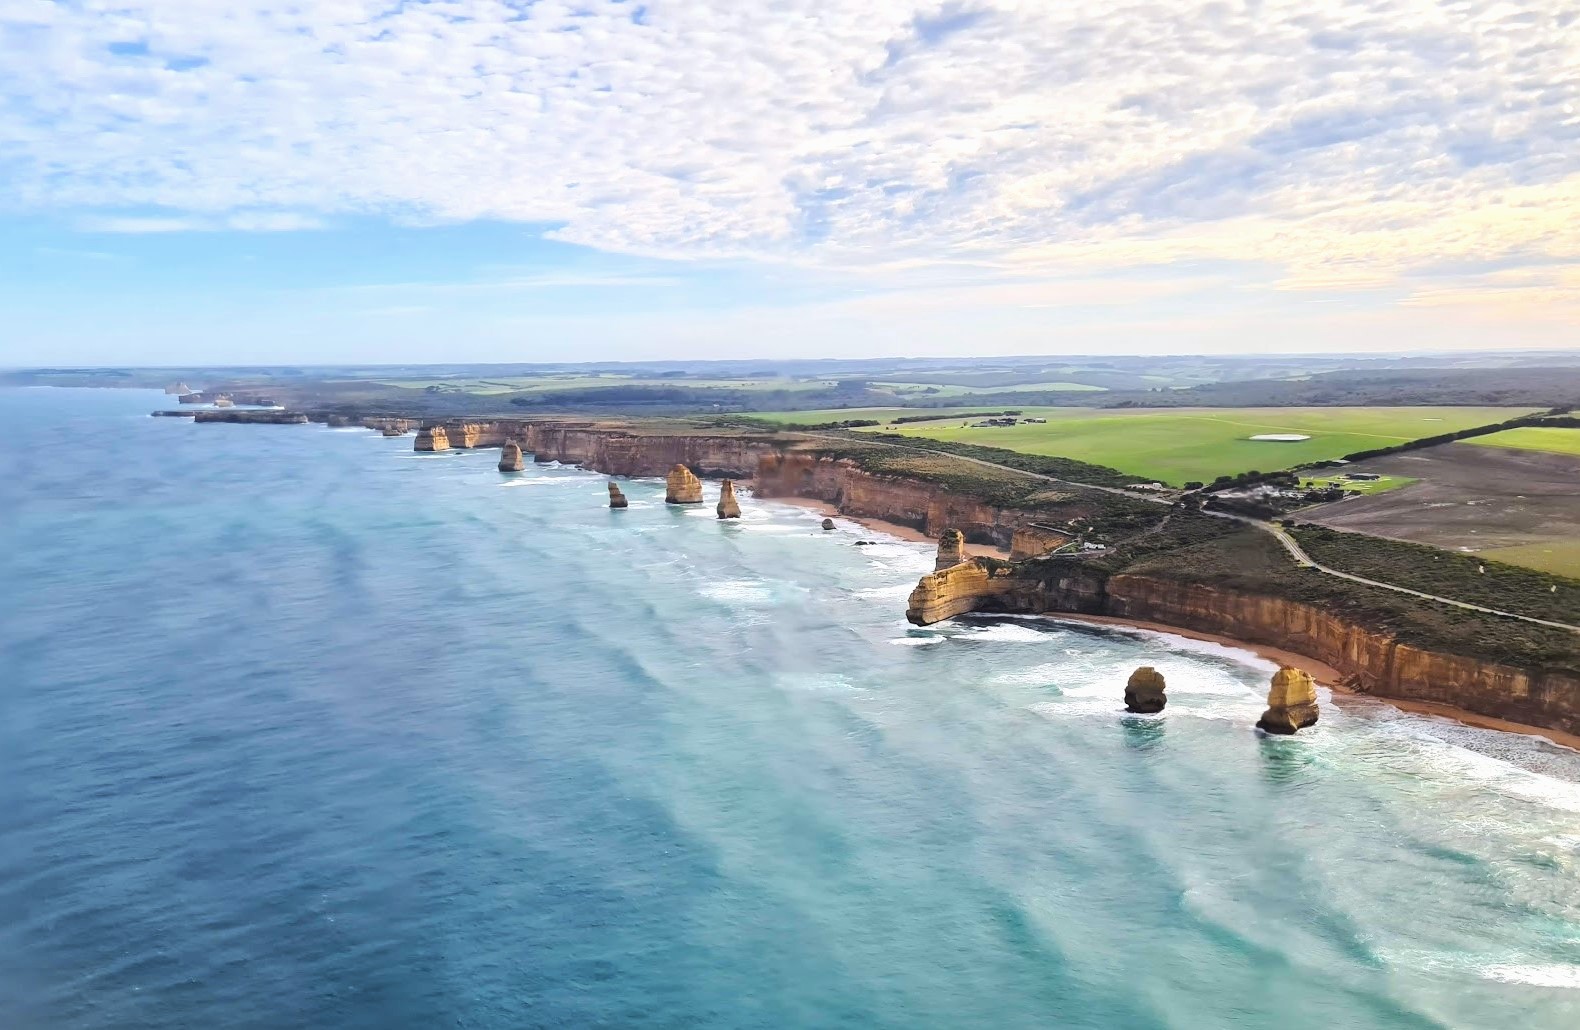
[3,1,1578,365]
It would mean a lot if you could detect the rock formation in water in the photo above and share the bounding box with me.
[381,427,407,437]
[716,479,742,519]
[499,442,525,472]
[608,482,629,508]
[665,464,703,504]
[450,424,483,449]
[1125,666,1167,713]
[822,518,836,530]
[935,529,967,571]
[415,426,451,451]
[324,414,354,427]
[1257,666,1320,734]
[164,382,191,395]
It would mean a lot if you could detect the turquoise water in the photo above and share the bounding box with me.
[3,387,1580,1029]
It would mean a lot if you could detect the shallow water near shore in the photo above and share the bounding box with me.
[4,387,1580,1028]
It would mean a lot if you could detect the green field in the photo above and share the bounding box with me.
[1467,426,1580,456]
[1300,473,1418,496]
[1485,541,1580,578]
[376,376,836,395]
[832,406,1534,484]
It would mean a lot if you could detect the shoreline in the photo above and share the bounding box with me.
[760,491,1012,559]
[1035,612,1580,752]
[757,485,1580,750]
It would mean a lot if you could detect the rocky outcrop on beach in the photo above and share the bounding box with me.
[906,558,1019,625]
[716,479,742,519]
[935,529,966,571]
[1125,667,1168,713]
[1257,666,1319,734]
[499,442,525,472]
[666,464,703,504]
[415,426,451,451]
[822,518,836,531]
[608,482,629,508]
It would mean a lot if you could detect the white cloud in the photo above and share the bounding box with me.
[4,0,1578,293]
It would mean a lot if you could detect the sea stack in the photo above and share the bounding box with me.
[608,482,629,508]
[414,426,450,451]
[935,529,966,571]
[665,464,703,504]
[498,442,525,472]
[1124,667,1167,713]
[1257,666,1320,735]
[716,479,742,519]
[381,427,406,437]
[822,518,836,531]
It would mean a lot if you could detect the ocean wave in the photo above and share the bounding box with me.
[1478,963,1580,988]
[889,635,945,646]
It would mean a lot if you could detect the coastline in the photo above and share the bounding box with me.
[757,483,1580,750]
[761,491,1012,559]
[1037,612,1580,752]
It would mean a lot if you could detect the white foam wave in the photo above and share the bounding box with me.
[856,583,917,600]
[889,635,944,646]
[1479,963,1580,988]
[947,623,1055,644]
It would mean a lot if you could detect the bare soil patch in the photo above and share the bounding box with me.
[1302,443,1580,559]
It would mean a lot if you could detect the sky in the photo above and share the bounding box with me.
[2,0,1578,366]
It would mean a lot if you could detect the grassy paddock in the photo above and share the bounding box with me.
[842,406,1535,484]
[1467,426,1580,457]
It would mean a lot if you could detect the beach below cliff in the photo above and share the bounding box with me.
[1041,612,1580,753]
[765,491,1011,559]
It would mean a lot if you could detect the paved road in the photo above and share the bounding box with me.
[812,431,1580,634]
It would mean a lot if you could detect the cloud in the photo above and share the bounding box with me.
[3,0,1577,294]
[76,212,326,233]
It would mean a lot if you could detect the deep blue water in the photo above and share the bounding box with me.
[3,387,1580,1029]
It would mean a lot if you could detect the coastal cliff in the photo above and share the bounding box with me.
[522,423,775,477]
[907,557,1580,737]
[755,453,1029,546]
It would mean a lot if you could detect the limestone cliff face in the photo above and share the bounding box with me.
[608,482,629,508]
[192,409,308,424]
[415,426,450,451]
[756,454,1026,546]
[1258,666,1318,734]
[499,442,525,472]
[666,464,704,504]
[1011,524,1072,561]
[906,559,1580,737]
[716,479,742,519]
[522,424,776,477]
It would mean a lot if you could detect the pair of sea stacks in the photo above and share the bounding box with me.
[662,465,742,519]
[1123,664,1319,733]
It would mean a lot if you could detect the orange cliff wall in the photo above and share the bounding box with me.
[756,454,1026,545]
[521,424,775,478]
[906,560,1580,737]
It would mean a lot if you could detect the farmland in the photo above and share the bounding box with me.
[1467,426,1580,457]
[825,406,1534,484]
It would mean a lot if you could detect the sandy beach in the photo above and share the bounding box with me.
[761,491,1011,559]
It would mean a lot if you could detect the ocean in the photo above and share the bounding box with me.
[3,387,1579,1028]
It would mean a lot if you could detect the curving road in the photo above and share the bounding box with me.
[811,431,1580,634]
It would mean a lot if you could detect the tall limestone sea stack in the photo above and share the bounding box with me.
[665,464,703,504]
[608,482,629,508]
[414,426,450,452]
[498,442,524,472]
[1125,667,1167,713]
[935,529,966,571]
[1257,666,1320,734]
[716,479,742,519]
